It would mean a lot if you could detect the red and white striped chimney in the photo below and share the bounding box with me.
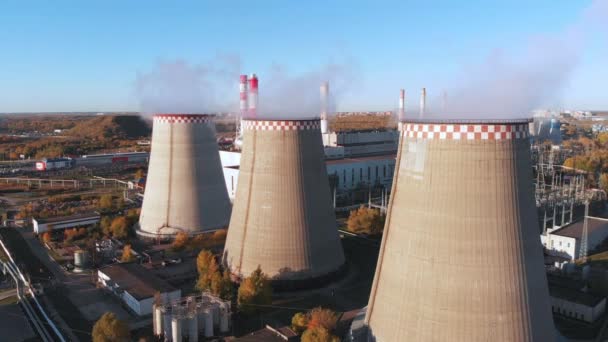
[320,81,329,134]
[398,89,405,131]
[248,74,258,118]
[239,75,248,136]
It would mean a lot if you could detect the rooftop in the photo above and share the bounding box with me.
[549,285,605,307]
[34,212,100,224]
[551,219,608,239]
[99,263,177,300]
[325,154,396,165]
[231,325,298,342]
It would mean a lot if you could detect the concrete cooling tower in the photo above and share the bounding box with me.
[223,118,345,287]
[365,119,555,341]
[137,114,231,239]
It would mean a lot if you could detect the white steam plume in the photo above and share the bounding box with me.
[257,61,356,119]
[135,55,241,115]
[425,0,606,120]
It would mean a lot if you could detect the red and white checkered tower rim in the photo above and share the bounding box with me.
[402,119,531,140]
[248,74,258,119]
[242,118,320,131]
[152,113,215,124]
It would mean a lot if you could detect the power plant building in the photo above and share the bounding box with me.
[223,119,345,284]
[138,114,231,239]
[364,119,555,341]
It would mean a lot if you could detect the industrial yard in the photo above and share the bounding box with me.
[1,2,607,341]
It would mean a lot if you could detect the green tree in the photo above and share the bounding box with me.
[172,231,189,251]
[211,270,234,301]
[301,326,339,342]
[110,216,129,240]
[99,194,114,210]
[120,244,135,262]
[196,250,219,291]
[307,307,338,331]
[600,173,608,194]
[597,132,608,146]
[237,266,272,315]
[346,206,385,235]
[291,312,309,334]
[92,312,130,342]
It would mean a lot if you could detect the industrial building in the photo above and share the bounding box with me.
[541,219,608,261]
[220,151,395,199]
[364,119,555,341]
[547,274,606,323]
[137,114,232,239]
[223,118,345,285]
[97,263,181,316]
[32,213,100,234]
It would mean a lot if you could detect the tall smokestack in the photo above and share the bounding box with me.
[419,87,426,118]
[239,75,248,136]
[138,114,232,239]
[398,89,405,131]
[223,118,345,288]
[248,74,258,119]
[320,81,329,134]
[441,90,448,113]
[364,119,555,340]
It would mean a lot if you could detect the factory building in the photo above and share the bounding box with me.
[541,219,608,261]
[220,151,395,199]
[98,263,181,316]
[223,119,345,286]
[364,119,555,341]
[530,117,562,146]
[547,274,607,323]
[137,114,232,239]
[32,213,100,234]
[322,130,399,158]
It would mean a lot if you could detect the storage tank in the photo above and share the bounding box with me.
[203,308,213,337]
[188,314,198,342]
[73,250,88,272]
[365,119,555,341]
[196,304,205,334]
[137,114,232,239]
[211,303,219,326]
[223,118,345,283]
[219,302,230,333]
[162,307,172,339]
[171,316,182,342]
[153,304,163,336]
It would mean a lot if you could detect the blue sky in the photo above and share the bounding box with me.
[0,0,605,113]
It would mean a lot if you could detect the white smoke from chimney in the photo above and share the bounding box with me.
[258,61,356,119]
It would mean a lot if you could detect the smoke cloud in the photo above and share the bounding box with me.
[425,0,606,120]
[135,56,355,120]
[135,55,241,115]
[257,61,356,119]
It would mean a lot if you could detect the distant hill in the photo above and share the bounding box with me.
[67,115,151,140]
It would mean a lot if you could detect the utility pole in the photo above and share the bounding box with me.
[579,199,590,263]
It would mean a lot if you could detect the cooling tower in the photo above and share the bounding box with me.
[223,118,345,285]
[365,119,555,341]
[137,114,231,239]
